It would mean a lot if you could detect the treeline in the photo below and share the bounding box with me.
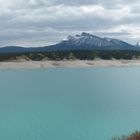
[0,50,140,61]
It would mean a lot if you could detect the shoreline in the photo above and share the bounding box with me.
[0,60,140,69]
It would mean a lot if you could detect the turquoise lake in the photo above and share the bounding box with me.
[0,67,140,140]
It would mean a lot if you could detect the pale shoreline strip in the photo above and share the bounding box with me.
[0,60,140,70]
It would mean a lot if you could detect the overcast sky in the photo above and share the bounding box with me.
[0,0,140,47]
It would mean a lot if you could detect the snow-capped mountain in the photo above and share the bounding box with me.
[66,32,113,47]
[0,32,139,53]
[43,32,138,51]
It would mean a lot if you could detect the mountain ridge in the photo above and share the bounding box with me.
[0,32,140,53]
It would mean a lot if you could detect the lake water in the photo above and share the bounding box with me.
[0,67,140,140]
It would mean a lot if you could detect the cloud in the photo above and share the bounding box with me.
[0,0,140,47]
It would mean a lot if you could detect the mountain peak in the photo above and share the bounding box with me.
[81,32,101,39]
[67,32,100,42]
[81,32,92,37]
[55,32,137,51]
[64,32,112,47]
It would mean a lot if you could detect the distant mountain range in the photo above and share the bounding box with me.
[0,32,140,53]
